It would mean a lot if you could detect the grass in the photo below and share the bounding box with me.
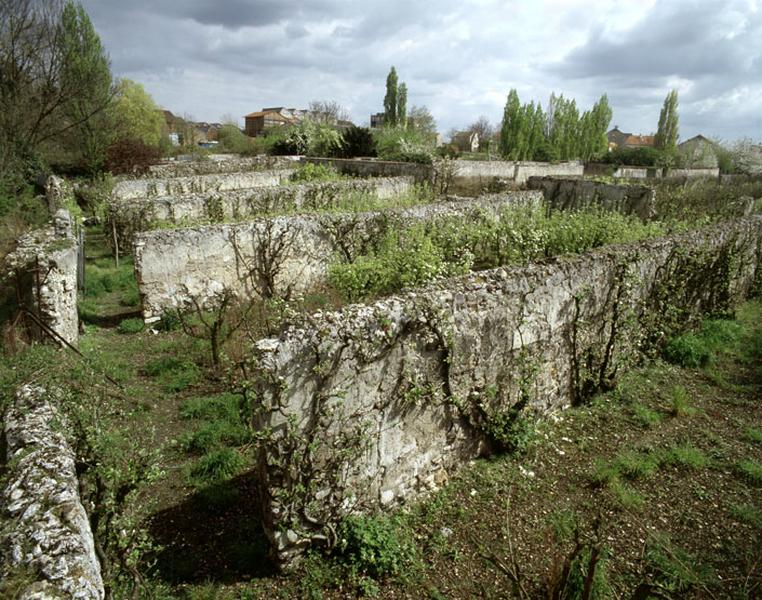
[631,403,663,428]
[185,447,246,487]
[736,459,762,485]
[669,384,696,417]
[730,503,762,529]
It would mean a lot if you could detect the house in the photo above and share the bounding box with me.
[244,110,296,137]
[677,135,719,168]
[370,112,385,128]
[451,131,480,153]
[607,126,655,150]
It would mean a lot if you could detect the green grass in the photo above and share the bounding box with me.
[180,393,241,421]
[117,317,144,334]
[645,535,716,595]
[185,447,246,487]
[669,385,696,417]
[144,356,200,392]
[631,403,663,428]
[662,444,709,470]
[736,459,762,485]
[180,420,251,454]
[730,503,762,529]
[744,427,762,445]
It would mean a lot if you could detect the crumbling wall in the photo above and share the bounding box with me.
[111,169,295,201]
[665,167,720,179]
[134,192,542,322]
[247,216,762,565]
[1,384,104,599]
[147,155,299,178]
[4,209,79,347]
[108,176,414,249]
[303,157,434,182]
[527,176,656,220]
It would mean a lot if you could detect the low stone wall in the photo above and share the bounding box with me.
[302,157,433,182]
[527,176,655,220]
[4,210,79,346]
[111,169,295,201]
[134,192,542,322]
[147,155,300,178]
[247,217,762,565]
[1,384,104,599]
[109,176,414,250]
[666,167,720,179]
[514,161,585,183]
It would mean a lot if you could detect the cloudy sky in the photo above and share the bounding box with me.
[81,0,762,141]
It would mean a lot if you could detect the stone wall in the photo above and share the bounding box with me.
[247,217,762,565]
[302,157,433,182]
[527,176,655,220]
[450,160,584,184]
[134,192,542,322]
[1,384,104,599]
[147,155,299,178]
[109,177,414,249]
[665,167,720,180]
[4,209,79,347]
[111,169,295,201]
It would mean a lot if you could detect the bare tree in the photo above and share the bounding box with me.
[308,99,351,125]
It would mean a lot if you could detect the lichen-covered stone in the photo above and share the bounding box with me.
[1,385,104,599]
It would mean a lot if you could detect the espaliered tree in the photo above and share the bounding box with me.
[500,89,612,161]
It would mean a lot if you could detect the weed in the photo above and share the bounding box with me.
[615,450,660,480]
[180,393,241,421]
[547,509,578,542]
[117,317,144,334]
[669,385,695,417]
[730,503,762,529]
[144,356,200,392]
[610,479,646,511]
[744,427,762,445]
[337,514,418,580]
[631,403,663,428]
[664,333,710,368]
[185,448,246,486]
[662,443,709,470]
[736,459,762,485]
[644,535,716,595]
[180,420,251,454]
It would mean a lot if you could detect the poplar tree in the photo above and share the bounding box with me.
[383,66,398,127]
[655,89,679,152]
[397,82,408,129]
[500,89,521,159]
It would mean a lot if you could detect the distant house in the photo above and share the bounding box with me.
[451,131,480,153]
[607,126,655,150]
[677,135,719,168]
[370,112,385,129]
[244,110,296,137]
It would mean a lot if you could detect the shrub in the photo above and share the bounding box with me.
[290,162,340,183]
[117,318,144,334]
[337,514,417,579]
[664,334,710,368]
[186,447,245,486]
[105,138,161,175]
[601,146,664,167]
[375,127,434,164]
[340,126,377,158]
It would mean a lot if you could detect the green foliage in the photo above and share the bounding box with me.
[268,119,344,157]
[654,90,679,153]
[645,536,715,595]
[736,459,762,485]
[631,403,663,428]
[662,443,709,469]
[144,356,200,392]
[111,78,165,147]
[669,385,696,417]
[730,503,762,528]
[337,514,417,580]
[601,146,664,167]
[216,124,262,155]
[117,318,144,334]
[745,427,762,445]
[664,334,710,368]
[561,546,613,600]
[374,126,434,164]
[180,393,241,421]
[340,126,377,158]
[484,409,536,454]
[290,163,341,183]
[383,66,399,128]
[179,393,250,454]
[329,206,665,303]
[186,447,245,486]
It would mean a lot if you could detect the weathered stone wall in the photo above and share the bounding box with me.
[302,157,433,182]
[527,176,655,220]
[147,155,299,178]
[514,161,585,183]
[4,210,79,347]
[247,217,762,565]
[1,384,104,599]
[109,176,414,249]
[666,167,720,179]
[111,169,295,201]
[134,192,542,322]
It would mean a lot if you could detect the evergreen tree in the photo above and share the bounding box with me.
[655,89,679,152]
[397,82,407,129]
[383,66,398,127]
